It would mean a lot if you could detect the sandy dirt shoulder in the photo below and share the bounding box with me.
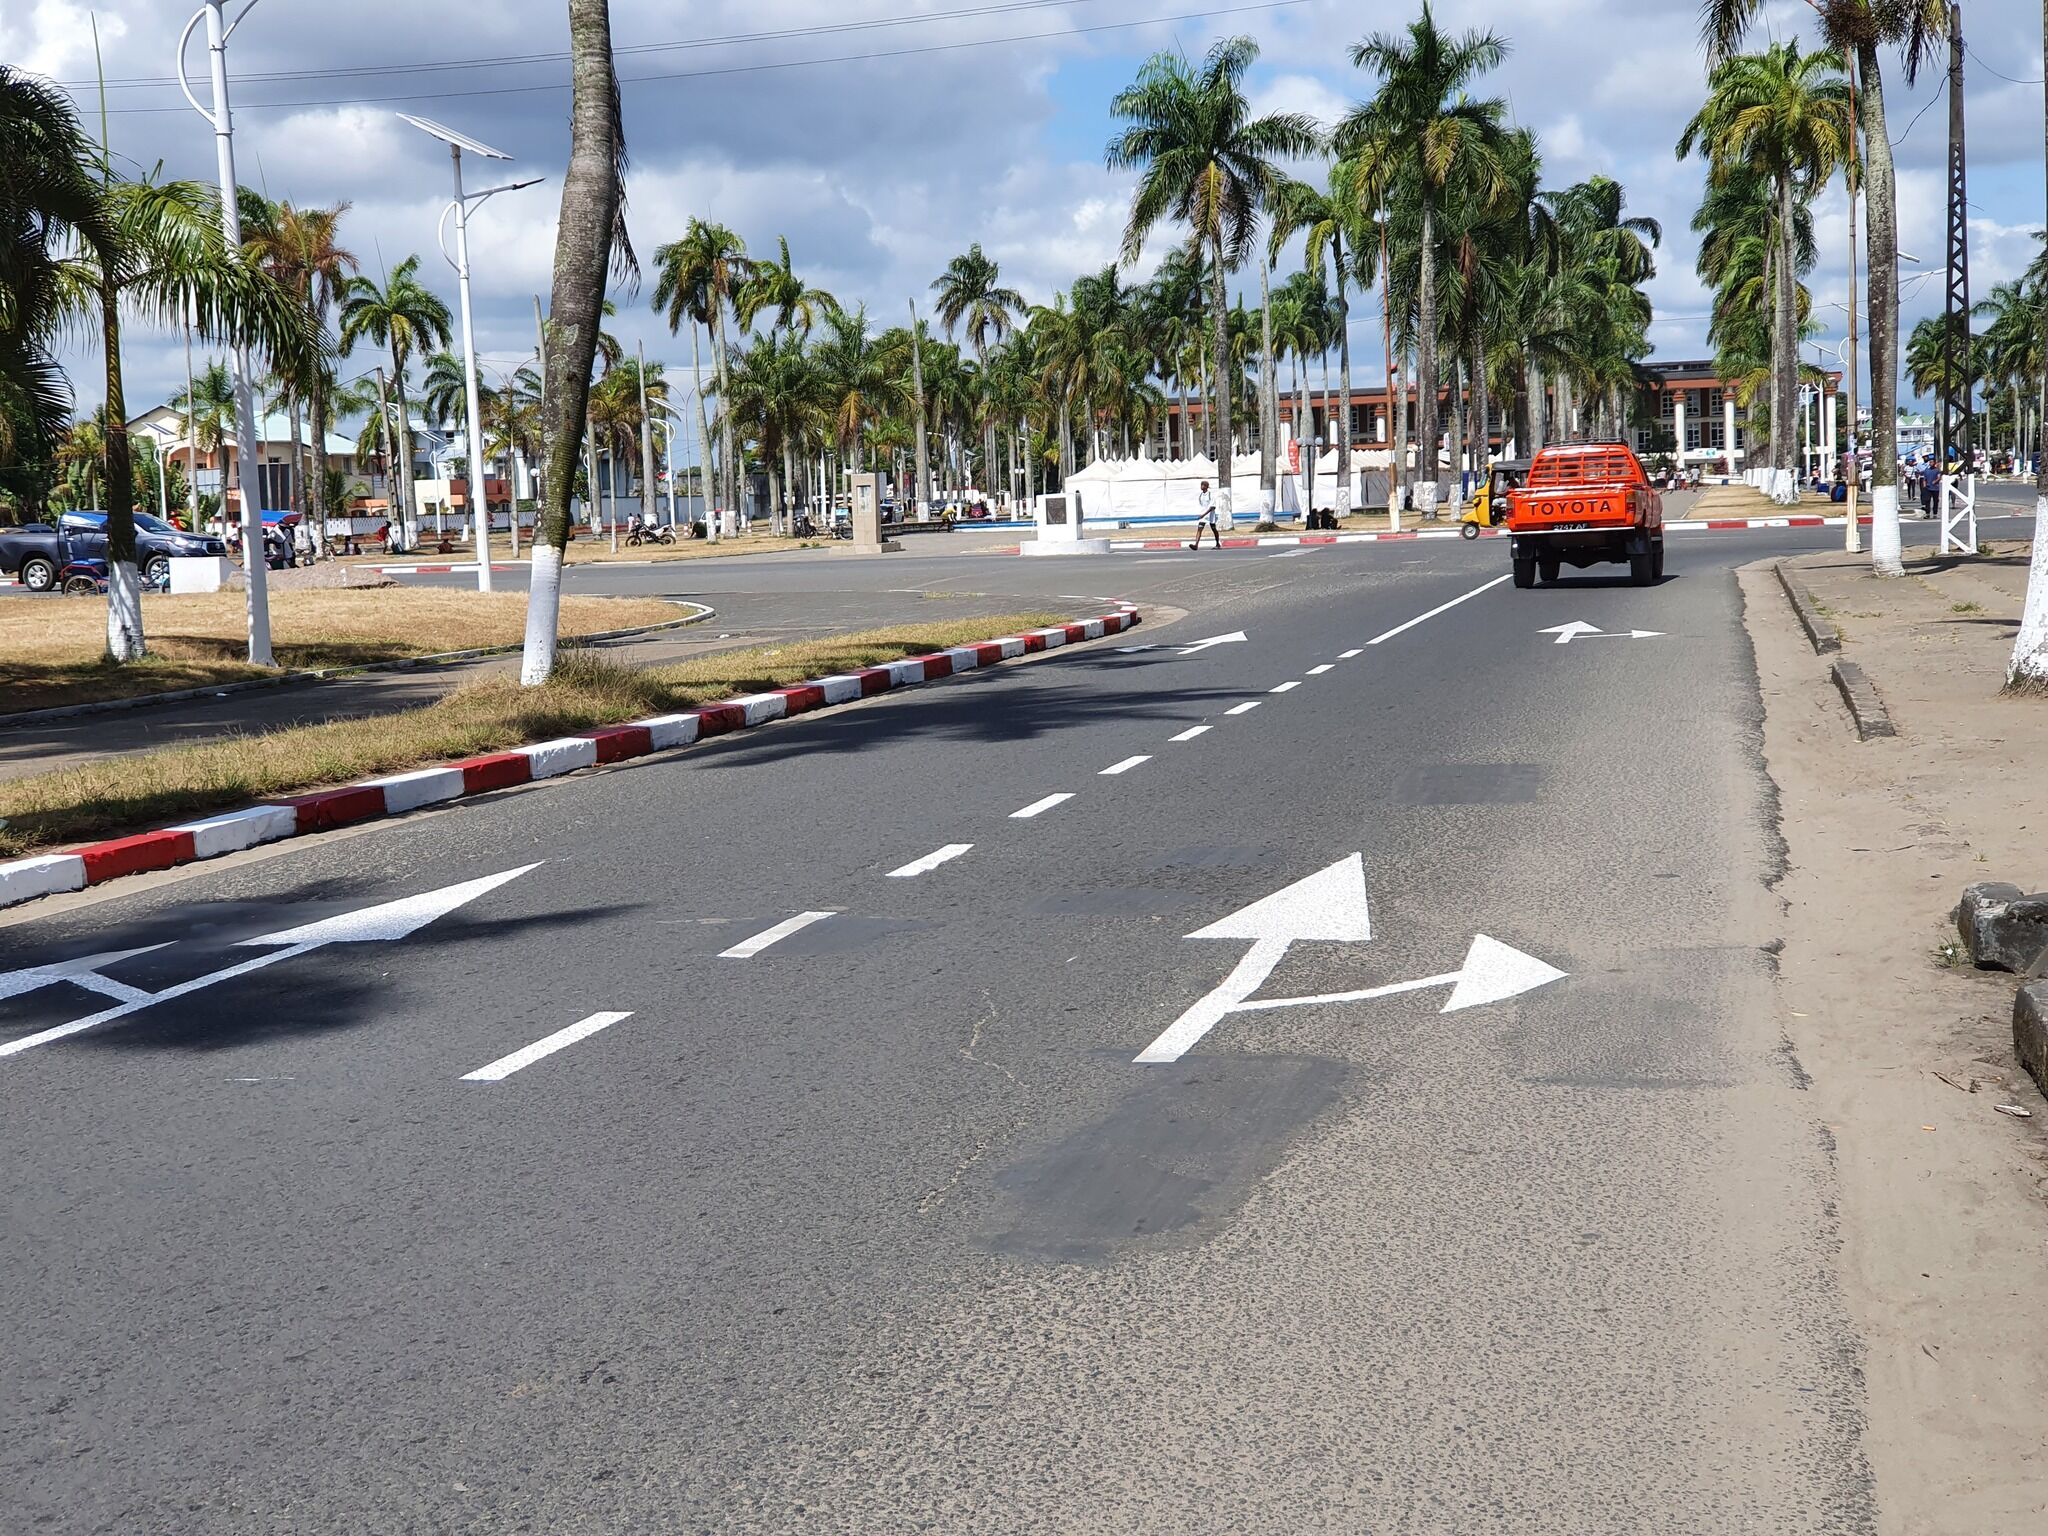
[1741,542,2048,1532]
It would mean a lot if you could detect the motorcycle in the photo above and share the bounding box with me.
[625,522,677,547]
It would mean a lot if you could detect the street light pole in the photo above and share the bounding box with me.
[177,0,273,666]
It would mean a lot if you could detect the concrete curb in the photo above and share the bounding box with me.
[0,609,1140,912]
[0,602,714,730]
[1774,561,1842,655]
[1829,659,1897,741]
[2016,982,2048,1098]
[996,514,1912,555]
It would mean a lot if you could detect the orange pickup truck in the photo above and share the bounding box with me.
[1505,442,1664,588]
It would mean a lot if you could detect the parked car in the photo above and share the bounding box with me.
[0,522,80,592]
[58,510,227,584]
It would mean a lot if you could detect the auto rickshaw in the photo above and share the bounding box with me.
[1459,458,1531,538]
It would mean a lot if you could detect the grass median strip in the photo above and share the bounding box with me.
[0,612,1066,860]
[1,589,686,714]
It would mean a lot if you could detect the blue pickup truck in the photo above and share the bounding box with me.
[0,511,227,590]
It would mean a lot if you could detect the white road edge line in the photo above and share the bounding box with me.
[1367,574,1512,646]
[887,843,974,877]
[1170,725,1212,742]
[1012,792,1076,819]
[1307,664,1334,675]
[719,910,836,959]
[1226,701,1261,716]
[1100,756,1152,775]
[1269,681,1302,693]
[462,1011,633,1082]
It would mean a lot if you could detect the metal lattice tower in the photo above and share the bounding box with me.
[1940,2,1972,469]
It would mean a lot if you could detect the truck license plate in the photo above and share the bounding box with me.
[1552,521,1589,531]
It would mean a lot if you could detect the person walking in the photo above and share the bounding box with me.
[1188,480,1221,550]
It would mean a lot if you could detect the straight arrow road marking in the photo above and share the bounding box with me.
[719,911,836,958]
[462,1011,633,1081]
[887,843,973,877]
[0,943,172,1006]
[1119,631,1247,657]
[0,865,543,1059]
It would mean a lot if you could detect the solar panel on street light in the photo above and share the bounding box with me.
[398,113,512,161]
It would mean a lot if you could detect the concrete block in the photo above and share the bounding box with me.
[2016,982,2048,1097]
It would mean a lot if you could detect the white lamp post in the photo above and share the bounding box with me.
[401,113,541,593]
[176,0,273,665]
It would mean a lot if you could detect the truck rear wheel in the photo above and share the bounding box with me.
[1511,553,1536,589]
[20,555,56,592]
[1537,551,1560,584]
[1629,545,1654,586]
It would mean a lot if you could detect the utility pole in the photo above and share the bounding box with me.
[1844,49,1863,553]
[909,299,930,522]
[177,0,272,665]
[1939,1,1973,479]
[637,340,656,536]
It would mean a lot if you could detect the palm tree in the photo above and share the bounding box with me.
[1270,170,1373,508]
[811,304,899,466]
[726,328,821,530]
[931,243,1025,493]
[1337,3,1511,519]
[523,0,636,684]
[1107,35,1320,514]
[244,199,356,551]
[1905,313,1980,463]
[1,67,114,512]
[735,236,837,338]
[338,254,451,549]
[64,169,317,659]
[171,359,238,469]
[1703,0,1947,570]
[421,349,471,433]
[1679,42,1849,504]
[649,219,749,531]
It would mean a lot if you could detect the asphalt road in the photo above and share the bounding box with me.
[0,515,2019,1532]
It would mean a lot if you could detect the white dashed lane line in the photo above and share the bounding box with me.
[462,1012,634,1082]
[1011,793,1076,819]
[1100,756,1151,776]
[1170,725,1211,742]
[1270,681,1301,694]
[1307,664,1333,675]
[888,843,974,877]
[1226,701,1261,716]
[719,911,836,958]
[1340,648,1363,658]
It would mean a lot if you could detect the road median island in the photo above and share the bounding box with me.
[0,588,688,715]
[0,609,1112,896]
[1738,541,2048,1527]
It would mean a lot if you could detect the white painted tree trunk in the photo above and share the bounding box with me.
[1870,484,1904,576]
[105,561,145,661]
[521,543,565,685]
[2013,491,2048,685]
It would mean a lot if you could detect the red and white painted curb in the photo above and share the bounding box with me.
[0,609,1140,913]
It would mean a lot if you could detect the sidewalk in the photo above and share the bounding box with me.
[1741,539,2048,1531]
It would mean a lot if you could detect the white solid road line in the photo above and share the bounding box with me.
[719,910,836,958]
[1101,755,1152,775]
[1367,573,1512,646]
[1170,725,1212,742]
[1340,648,1364,658]
[1269,681,1301,693]
[462,1011,633,1082]
[1226,701,1261,715]
[1012,792,1076,819]
[1307,664,1334,675]
[887,843,974,877]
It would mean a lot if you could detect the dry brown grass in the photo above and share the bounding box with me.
[563,532,826,564]
[0,612,1065,859]
[0,588,685,714]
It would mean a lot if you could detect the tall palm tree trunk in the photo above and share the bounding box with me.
[713,306,738,534]
[1415,194,1441,518]
[1258,260,1276,503]
[389,344,418,551]
[309,380,332,558]
[521,0,622,684]
[1859,42,1905,575]
[689,325,716,541]
[1769,171,1797,504]
[1445,357,1464,505]
[2012,0,2048,683]
[1209,230,1233,512]
[100,273,145,661]
[1335,254,1353,512]
[1471,342,1489,485]
[1526,361,1544,455]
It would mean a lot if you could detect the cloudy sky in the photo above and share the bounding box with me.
[10,0,2043,421]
